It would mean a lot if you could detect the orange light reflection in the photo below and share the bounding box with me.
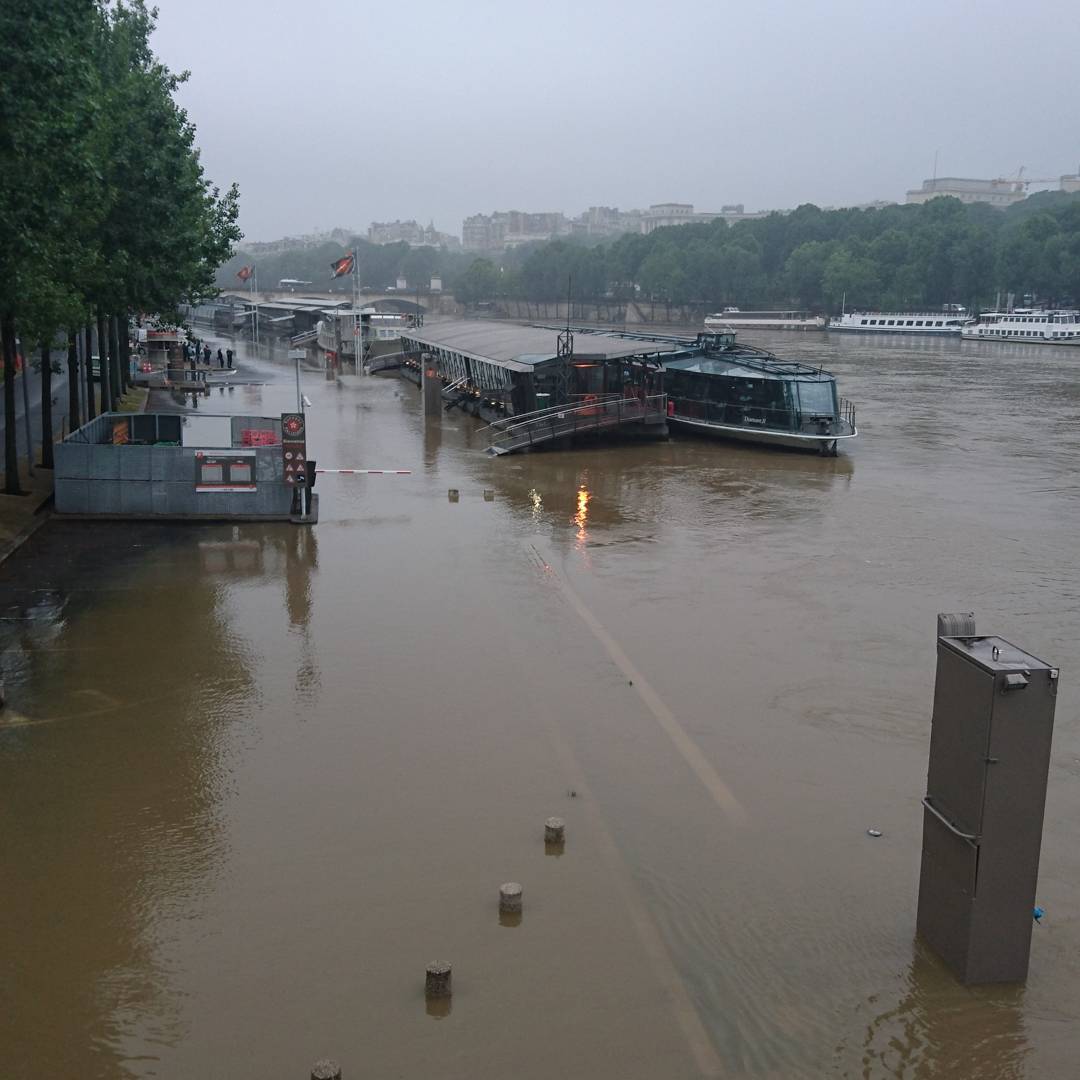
[574,485,591,547]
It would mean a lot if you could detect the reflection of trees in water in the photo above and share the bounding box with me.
[833,942,1027,1078]
[0,522,307,1077]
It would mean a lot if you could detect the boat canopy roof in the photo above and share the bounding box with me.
[400,319,681,372]
[664,353,835,383]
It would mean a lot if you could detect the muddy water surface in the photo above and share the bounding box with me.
[2,329,1079,1078]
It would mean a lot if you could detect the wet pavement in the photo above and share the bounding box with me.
[1,328,1078,1078]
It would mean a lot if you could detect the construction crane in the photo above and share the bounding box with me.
[991,166,1062,189]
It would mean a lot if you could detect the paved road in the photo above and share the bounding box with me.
[0,366,72,461]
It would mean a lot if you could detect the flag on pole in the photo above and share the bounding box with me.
[330,253,356,279]
[236,265,254,282]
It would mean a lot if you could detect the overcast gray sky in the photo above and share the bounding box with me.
[152,0,1080,242]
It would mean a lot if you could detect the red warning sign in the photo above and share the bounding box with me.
[281,412,307,486]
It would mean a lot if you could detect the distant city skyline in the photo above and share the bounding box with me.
[237,175,1078,255]
[149,0,1080,244]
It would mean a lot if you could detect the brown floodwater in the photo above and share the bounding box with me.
[2,328,1079,1079]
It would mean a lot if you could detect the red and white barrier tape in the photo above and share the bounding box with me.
[314,468,412,475]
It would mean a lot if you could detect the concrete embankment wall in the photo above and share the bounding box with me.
[54,413,295,519]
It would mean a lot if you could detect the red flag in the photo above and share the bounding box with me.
[236,265,253,282]
[330,253,355,279]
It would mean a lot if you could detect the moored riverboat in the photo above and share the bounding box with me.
[828,310,967,335]
[960,308,1080,343]
[704,308,826,331]
[662,332,857,454]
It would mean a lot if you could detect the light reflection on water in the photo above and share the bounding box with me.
[1,331,1079,1077]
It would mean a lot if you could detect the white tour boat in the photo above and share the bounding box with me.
[828,309,968,335]
[704,308,826,331]
[960,309,1080,344]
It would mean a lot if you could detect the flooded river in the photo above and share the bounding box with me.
[2,328,1078,1078]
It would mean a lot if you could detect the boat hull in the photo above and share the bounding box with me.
[961,331,1080,344]
[704,317,825,332]
[829,325,961,335]
[669,414,857,452]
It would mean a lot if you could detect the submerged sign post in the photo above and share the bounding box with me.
[281,412,307,486]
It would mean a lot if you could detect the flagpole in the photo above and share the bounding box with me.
[251,265,259,357]
[353,249,361,375]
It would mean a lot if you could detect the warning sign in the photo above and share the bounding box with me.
[281,412,307,486]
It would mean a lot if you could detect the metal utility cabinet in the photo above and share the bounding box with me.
[917,618,1059,983]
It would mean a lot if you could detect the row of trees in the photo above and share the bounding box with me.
[1,0,240,495]
[219,191,1080,317]
[502,193,1080,311]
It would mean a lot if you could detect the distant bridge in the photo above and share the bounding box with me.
[222,288,460,317]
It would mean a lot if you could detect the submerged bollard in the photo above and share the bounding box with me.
[426,961,452,998]
[483,489,495,501]
[447,489,459,502]
[544,817,565,844]
[310,1060,341,1080]
[499,882,523,914]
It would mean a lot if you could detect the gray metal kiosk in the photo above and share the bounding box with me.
[917,614,1059,984]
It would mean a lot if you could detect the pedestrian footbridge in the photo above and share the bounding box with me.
[485,394,668,455]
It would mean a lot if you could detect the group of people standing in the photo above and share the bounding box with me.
[183,337,234,370]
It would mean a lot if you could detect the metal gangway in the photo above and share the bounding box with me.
[366,351,406,373]
[485,393,668,456]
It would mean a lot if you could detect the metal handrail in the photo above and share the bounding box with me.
[922,796,978,842]
[483,393,624,434]
[488,393,668,452]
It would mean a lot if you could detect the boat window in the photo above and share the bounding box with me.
[887,320,895,325]
[860,319,867,325]
[795,380,836,418]
[906,320,914,326]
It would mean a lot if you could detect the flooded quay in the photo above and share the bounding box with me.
[2,329,1079,1079]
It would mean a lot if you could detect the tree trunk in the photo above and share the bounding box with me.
[2,314,22,496]
[97,310,112,412]
[40,342,54,469]
[108,314,121,401]
[67,332,80,432]
[118,314,130,394]
[84,324,96,420]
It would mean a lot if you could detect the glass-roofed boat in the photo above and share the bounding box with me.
[662,331,857,454]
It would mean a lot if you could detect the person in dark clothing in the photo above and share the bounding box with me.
[217,348,225,368]
[226,347,234,369]
[202,345,211,365]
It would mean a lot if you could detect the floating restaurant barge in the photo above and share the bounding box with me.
[394,320,856,455]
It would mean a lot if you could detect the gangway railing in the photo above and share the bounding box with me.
[486,393,667,456]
